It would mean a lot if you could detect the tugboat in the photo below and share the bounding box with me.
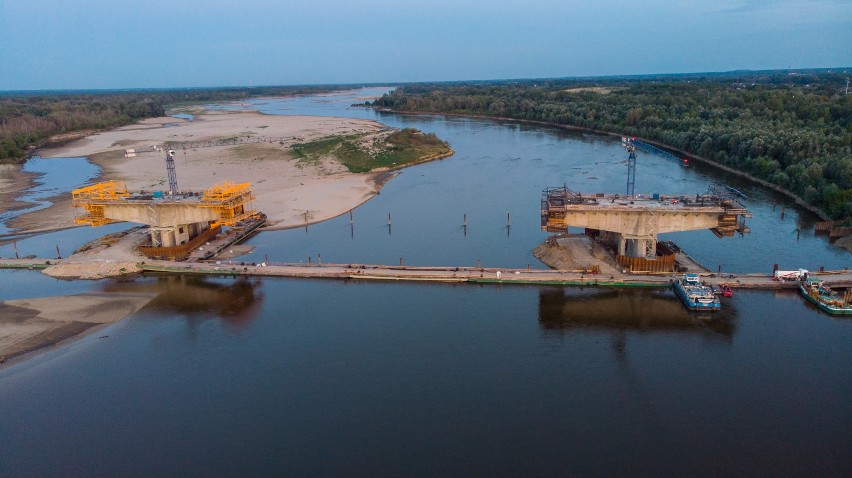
[799,278,852,315]
[673,273,721,311]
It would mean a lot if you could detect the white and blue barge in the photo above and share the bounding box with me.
[673,273,721,311]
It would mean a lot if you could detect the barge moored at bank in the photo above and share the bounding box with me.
[673,273,721,311]
[800,279,852,315]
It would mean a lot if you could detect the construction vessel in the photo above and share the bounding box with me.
[799,279,852,315]
[71,180,264,260]
[673,273,721,311]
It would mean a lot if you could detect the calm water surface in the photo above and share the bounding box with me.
[1,276,850,476]
[0,88,850,476]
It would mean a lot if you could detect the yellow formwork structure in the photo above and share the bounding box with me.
[71,180,130,226]
[71,179,258,228]
[72,180,130,202]
[199,181,257,227]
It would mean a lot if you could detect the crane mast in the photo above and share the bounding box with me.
[166,149,179,193]
[623,137,636,197]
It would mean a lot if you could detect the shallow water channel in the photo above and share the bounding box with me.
[0,88,849,476]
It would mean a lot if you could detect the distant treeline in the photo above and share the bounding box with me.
[0,86,340,164]
[372,71,852,220]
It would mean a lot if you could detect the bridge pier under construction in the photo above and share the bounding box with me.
[615,233,656,258]
[71,180,264,260]
[541,186,751,272]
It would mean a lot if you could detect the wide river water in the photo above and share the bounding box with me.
[0,88,850,477]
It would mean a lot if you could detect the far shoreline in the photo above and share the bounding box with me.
[0,100,841,249]
[376,108,835,221]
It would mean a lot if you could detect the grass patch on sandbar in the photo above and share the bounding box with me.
[291,128,452,173]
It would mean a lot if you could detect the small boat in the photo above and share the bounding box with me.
[673,273,721,311]
[799,279,852,315]
[719,284,733,298]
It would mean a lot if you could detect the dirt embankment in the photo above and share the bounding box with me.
[835,235,852,254]
[533,234,620,274]
[41,228,149,280]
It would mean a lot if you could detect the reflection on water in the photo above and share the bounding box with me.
[102,275,263,328]
[2,278,850,476]
[538,287,735,336]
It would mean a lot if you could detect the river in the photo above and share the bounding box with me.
[0,88,850,477]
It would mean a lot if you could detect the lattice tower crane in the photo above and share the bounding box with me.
[623,137,637,197]
[165,149,179,193]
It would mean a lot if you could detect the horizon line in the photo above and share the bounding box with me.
[2,66,850,95]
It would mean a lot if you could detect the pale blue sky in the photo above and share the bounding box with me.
[1,0,850,90]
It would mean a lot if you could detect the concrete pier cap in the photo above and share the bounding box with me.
[541,185,751,260]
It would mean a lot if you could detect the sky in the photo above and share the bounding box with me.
[1,0,850,90]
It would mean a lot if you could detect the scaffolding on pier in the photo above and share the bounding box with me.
[199,181,258,227]
[71,180,130,226]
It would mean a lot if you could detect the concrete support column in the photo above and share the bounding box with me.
[624,235,657,259]
[626,239,642,257]
[617,234,627,256]
[174,224,190,245]
[161,228,177,247]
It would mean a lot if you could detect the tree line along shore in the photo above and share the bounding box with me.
[371,70,851,222]
[0,85,342,163]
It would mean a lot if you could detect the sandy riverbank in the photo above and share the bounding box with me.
[0,291,157,363]
[5,110,398,234]
[0,164,39,221]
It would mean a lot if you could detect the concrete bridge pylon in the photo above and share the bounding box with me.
[541,186,751,260]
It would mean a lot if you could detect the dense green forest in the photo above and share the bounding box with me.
[372,71,852,220]
[0,86,338,164]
